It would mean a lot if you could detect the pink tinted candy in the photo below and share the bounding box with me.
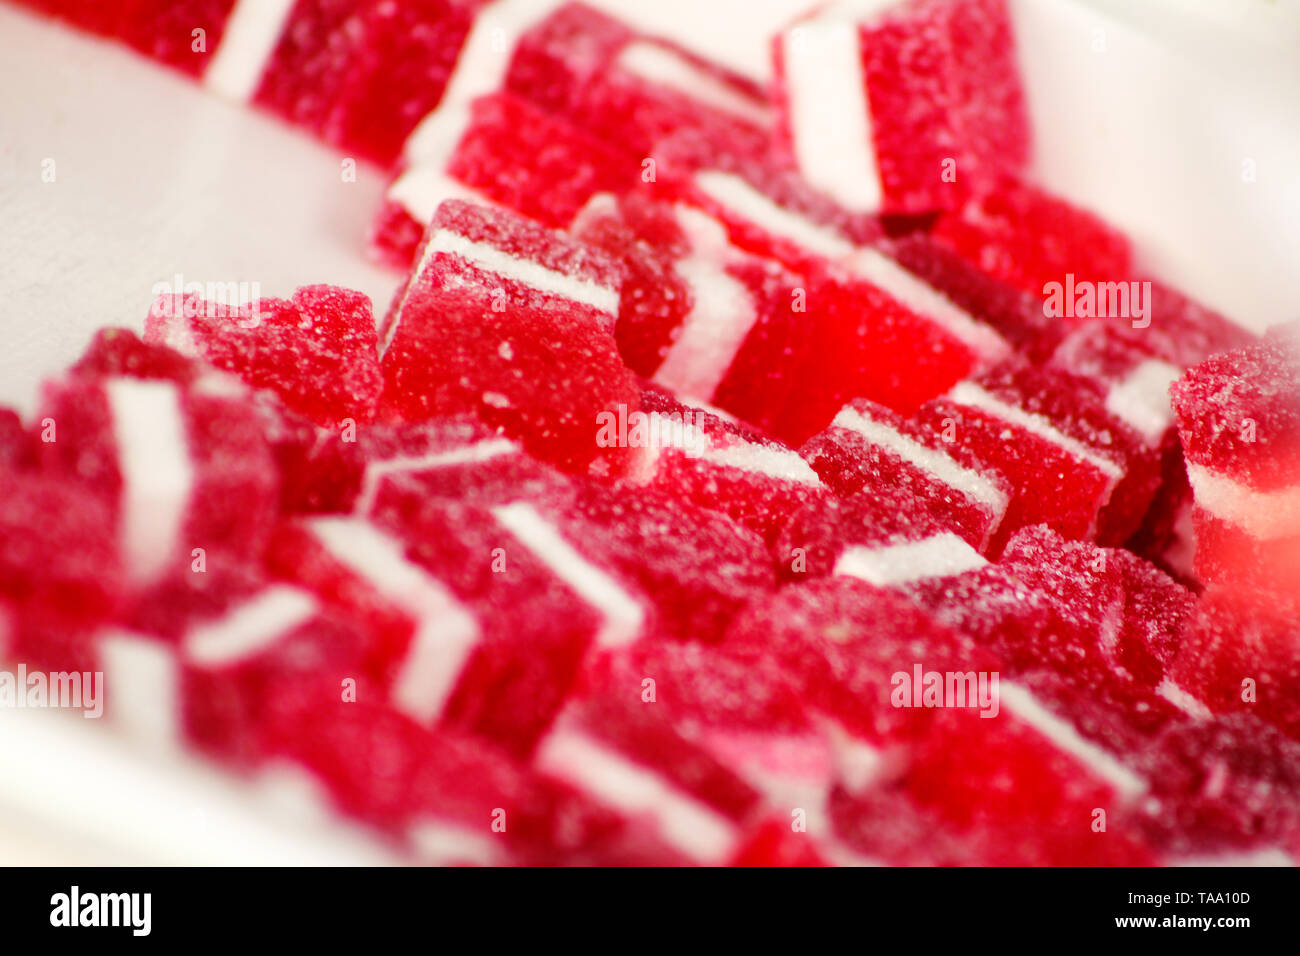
[323,0,483,166]
[575,190,992,445]
[800,397,1011,552]
[145,284,382,428]
[267,510,596,757]
[380,199,622,356]
[628,387,826,545]
[352,417,564,517]
[378,286,640,474]
[772,0,1028,215]
[38,373,278,587]
[931,173,1134,300]
[505,2,772,158]
[998,525,1192,689]
[1170,339,1300,591]
[571,192,802,405]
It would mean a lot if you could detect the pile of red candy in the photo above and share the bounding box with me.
[7,0,1300,865]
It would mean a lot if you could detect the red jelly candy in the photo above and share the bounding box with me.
[772,0,1028,215]
[145,284,383,427]
[379,284,639,474]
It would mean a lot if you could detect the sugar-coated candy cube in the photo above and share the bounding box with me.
[801,397,1011,552]
[145,284,382,428]
[1170,338,1300,590]
[268,510,597,757]
[628,387,826,544]
[0,468,121,629]
[512,480,776,645]
[259,689,686,864]
[534,641,826,862]
[90,577,367,761]
[179,584,368,762]
[649,130,880,275]
[351,417,562,517]
[579,183,999,445]
[998,525,1192,689]
[772,0,1028,215]
[896,704,1154,865]
[38,372,278,587]
[505,2,771,158]
[723,576,996,750]
[202,0,367,131]
[775,487,948,581]
[1166,587,1300,741]
[379,285,639,474]
[1134,713,1300,855]
[376,91,636,267]
[916,360,1158,549]
[323,0,484,166]
[380,199,622,357]
[441,91,638,222]
[930,173,1134,300]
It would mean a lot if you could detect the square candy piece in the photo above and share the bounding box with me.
[916,361,1158,549]
[801,397,1011,552]
[772,0,1028,215]
[323,0,484,166]
[39,372,278,588]
[379,285,640,475]
[505,2,772,157]
[268,512,597,757]
[380,199,622,356]
[535,640,828,862]
[1171,338,1300,590]
[627,386,826,545]
[203,0,368,132]
[146,284,383,427]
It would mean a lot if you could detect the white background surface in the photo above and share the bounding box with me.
[1,0,1297,864]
